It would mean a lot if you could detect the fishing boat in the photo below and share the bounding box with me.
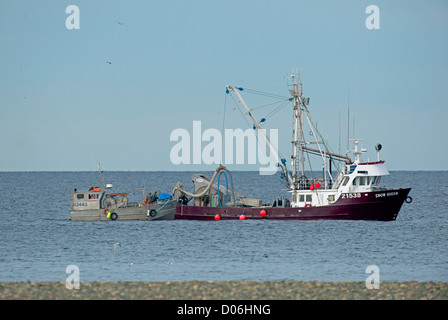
[172,73,412,221]
[70,165,175,221]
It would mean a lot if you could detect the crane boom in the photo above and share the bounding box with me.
[226,85,293,186]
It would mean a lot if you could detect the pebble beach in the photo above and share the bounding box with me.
[1,281,447,300]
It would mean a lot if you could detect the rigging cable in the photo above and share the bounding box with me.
[229,93,253,129]
[228,87,292,188]
[302,105,342,173]
[263,99,292,122]
[221,91,227,164]
[242,88,290,100]
[250,98,292,111]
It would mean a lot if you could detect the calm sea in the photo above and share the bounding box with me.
[0,170,446,282]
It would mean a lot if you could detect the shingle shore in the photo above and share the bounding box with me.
[0,281,446,300]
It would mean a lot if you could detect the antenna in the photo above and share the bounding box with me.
[347,106,350,153]
[339,110,341,155]
[98,162,106,190]
[347,77,350,153]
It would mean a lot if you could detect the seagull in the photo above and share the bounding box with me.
[106,61,112,65]
[117,21,125,26]
[113,242,121,250]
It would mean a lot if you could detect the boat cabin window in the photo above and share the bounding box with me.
[298,194,312,202]
[371,176,381,186]
[359,176,366,185]
[88,193,100,200]
[353,176,367,186]
[352,176,382,186]
[328,195,335,202]
[77,194,84,199]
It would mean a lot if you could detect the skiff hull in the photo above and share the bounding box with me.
[70,200,176,221]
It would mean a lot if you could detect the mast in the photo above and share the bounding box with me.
[290,74,299,190]
[288,72,309,191]
[289,73,305,190]
[288,72,351,190]
[227,73,350,195]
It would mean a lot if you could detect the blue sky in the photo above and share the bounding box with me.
[1,0,447,171]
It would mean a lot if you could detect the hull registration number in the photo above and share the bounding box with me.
[341,193,361,199]
[73,202,88,207]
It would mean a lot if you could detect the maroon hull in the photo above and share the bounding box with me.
[175,188,411,221]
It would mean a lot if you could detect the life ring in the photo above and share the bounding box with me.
[405,196,412,204]
[104,208,110,215]
[149,209,157,217]
[110,212,118,220]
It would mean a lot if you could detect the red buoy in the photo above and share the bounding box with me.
[239,214,246,220]
[310,184,315,190]
[214,214,220,220]
[315,182,321,188]
[260,209,266,217]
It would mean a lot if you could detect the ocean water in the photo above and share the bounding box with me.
[0,170,446,282]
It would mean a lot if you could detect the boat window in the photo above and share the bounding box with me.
[353,177,366,186]
[88,193,100,200]
[342,176,350,186]
[328,195,335,202]
[77,194,84,199]
[372,176,381,186]
[299,194,313,202]
[359,176,366,185]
